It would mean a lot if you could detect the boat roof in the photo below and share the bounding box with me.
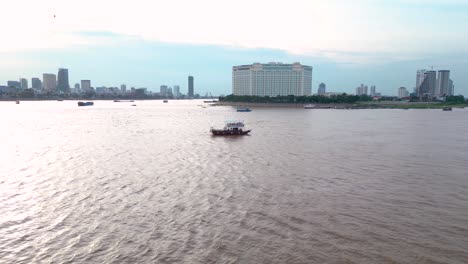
[224,120,245,127]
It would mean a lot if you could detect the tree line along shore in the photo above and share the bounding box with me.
[217,94,468,109]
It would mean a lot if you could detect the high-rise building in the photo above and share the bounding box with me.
[173,85,180,97]
[317,83,326,95]
[81,80,91,92]
[437,70,450,96]
[356,84,368,96]
[160,85,168,96]
[448,79,454,96]
[121,84,127,94]
[7,81,21,89]
[416,70,436,97]
[20,78,28,90]
[398,87,409,98]
[232,62,312,96]
[57,68,70,93]
[168,87,173,96]
[42,73,57,91]
[188,76,194,97]
[370,85,376,96]
[416,69,427,92]
[31,78,42,90]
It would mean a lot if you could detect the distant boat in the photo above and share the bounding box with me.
[57,99,63,101]
[78,101,94,106]
[304,104,315,109]
[210,121,251,136]
[237,107,252,112]
[203,100,218,103]
[442,107,452,111]
[163,100,168,103]
[15,100,20,104]
[131,104,137,106]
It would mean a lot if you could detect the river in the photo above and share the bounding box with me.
[1,100,467,263]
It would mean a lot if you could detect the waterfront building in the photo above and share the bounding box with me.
[232,62,312,96]
[73,83,80,94]
[448,79,454,96]
[160,85,168,96]
[173,85,180,97]
[416,70,436,97]
[31,78,42,90]
[356,84,368,96]
[57,68,70,93]
[416,69,427,92]
[42,74,57,91]
[370,85,376,96]
[95,87,107,94]
[81,80,91,92]
[188,76,194,97]
[437,70,450,96]
[398,87,409,98]
[7,81,21,89]
[121,84,126,94]
[317,83,326,95]
[20,78,28,90]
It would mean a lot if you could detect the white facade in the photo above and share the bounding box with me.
[42,73,57,91]
[398,87,409,98]
[437,70,450,96]
[81,80,91,92]
[20,78,28,90]
[356,84,368,96]
[232,62,312,96]
[173,85,180,97]
[370,85,376,96]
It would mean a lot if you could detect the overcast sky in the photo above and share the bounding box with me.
[1,0,467,96]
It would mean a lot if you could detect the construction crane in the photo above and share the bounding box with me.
[428,65,449,70]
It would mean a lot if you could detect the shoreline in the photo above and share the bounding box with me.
[214,101,468,109]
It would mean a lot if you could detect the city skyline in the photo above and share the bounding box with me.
[0,65,459,98]
[1,1,468,96]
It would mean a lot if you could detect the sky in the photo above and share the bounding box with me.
[1,0,467,96]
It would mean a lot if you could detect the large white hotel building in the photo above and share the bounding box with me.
[232,62,313,96]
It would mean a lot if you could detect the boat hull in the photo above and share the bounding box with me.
[78,102,94,106]
[210,129,251,136]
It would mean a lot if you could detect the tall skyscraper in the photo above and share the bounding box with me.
[57,68,70,93]
[317,83,326,95]
[370,85,376,96]
[20,78,28,90]
[121,84,127,94]
[416,69,427,92]
[81,80,91,92]
[448,79,454,96]
[173,85,180,97]
[232,62,312,96]
[416,70,436,97]
[356,84,368,96]
[437,70,450,96]
[43,74,57,91]
[31,78,42,90]
[188,76,194,97]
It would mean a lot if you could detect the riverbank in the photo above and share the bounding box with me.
[214,101,468,109]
